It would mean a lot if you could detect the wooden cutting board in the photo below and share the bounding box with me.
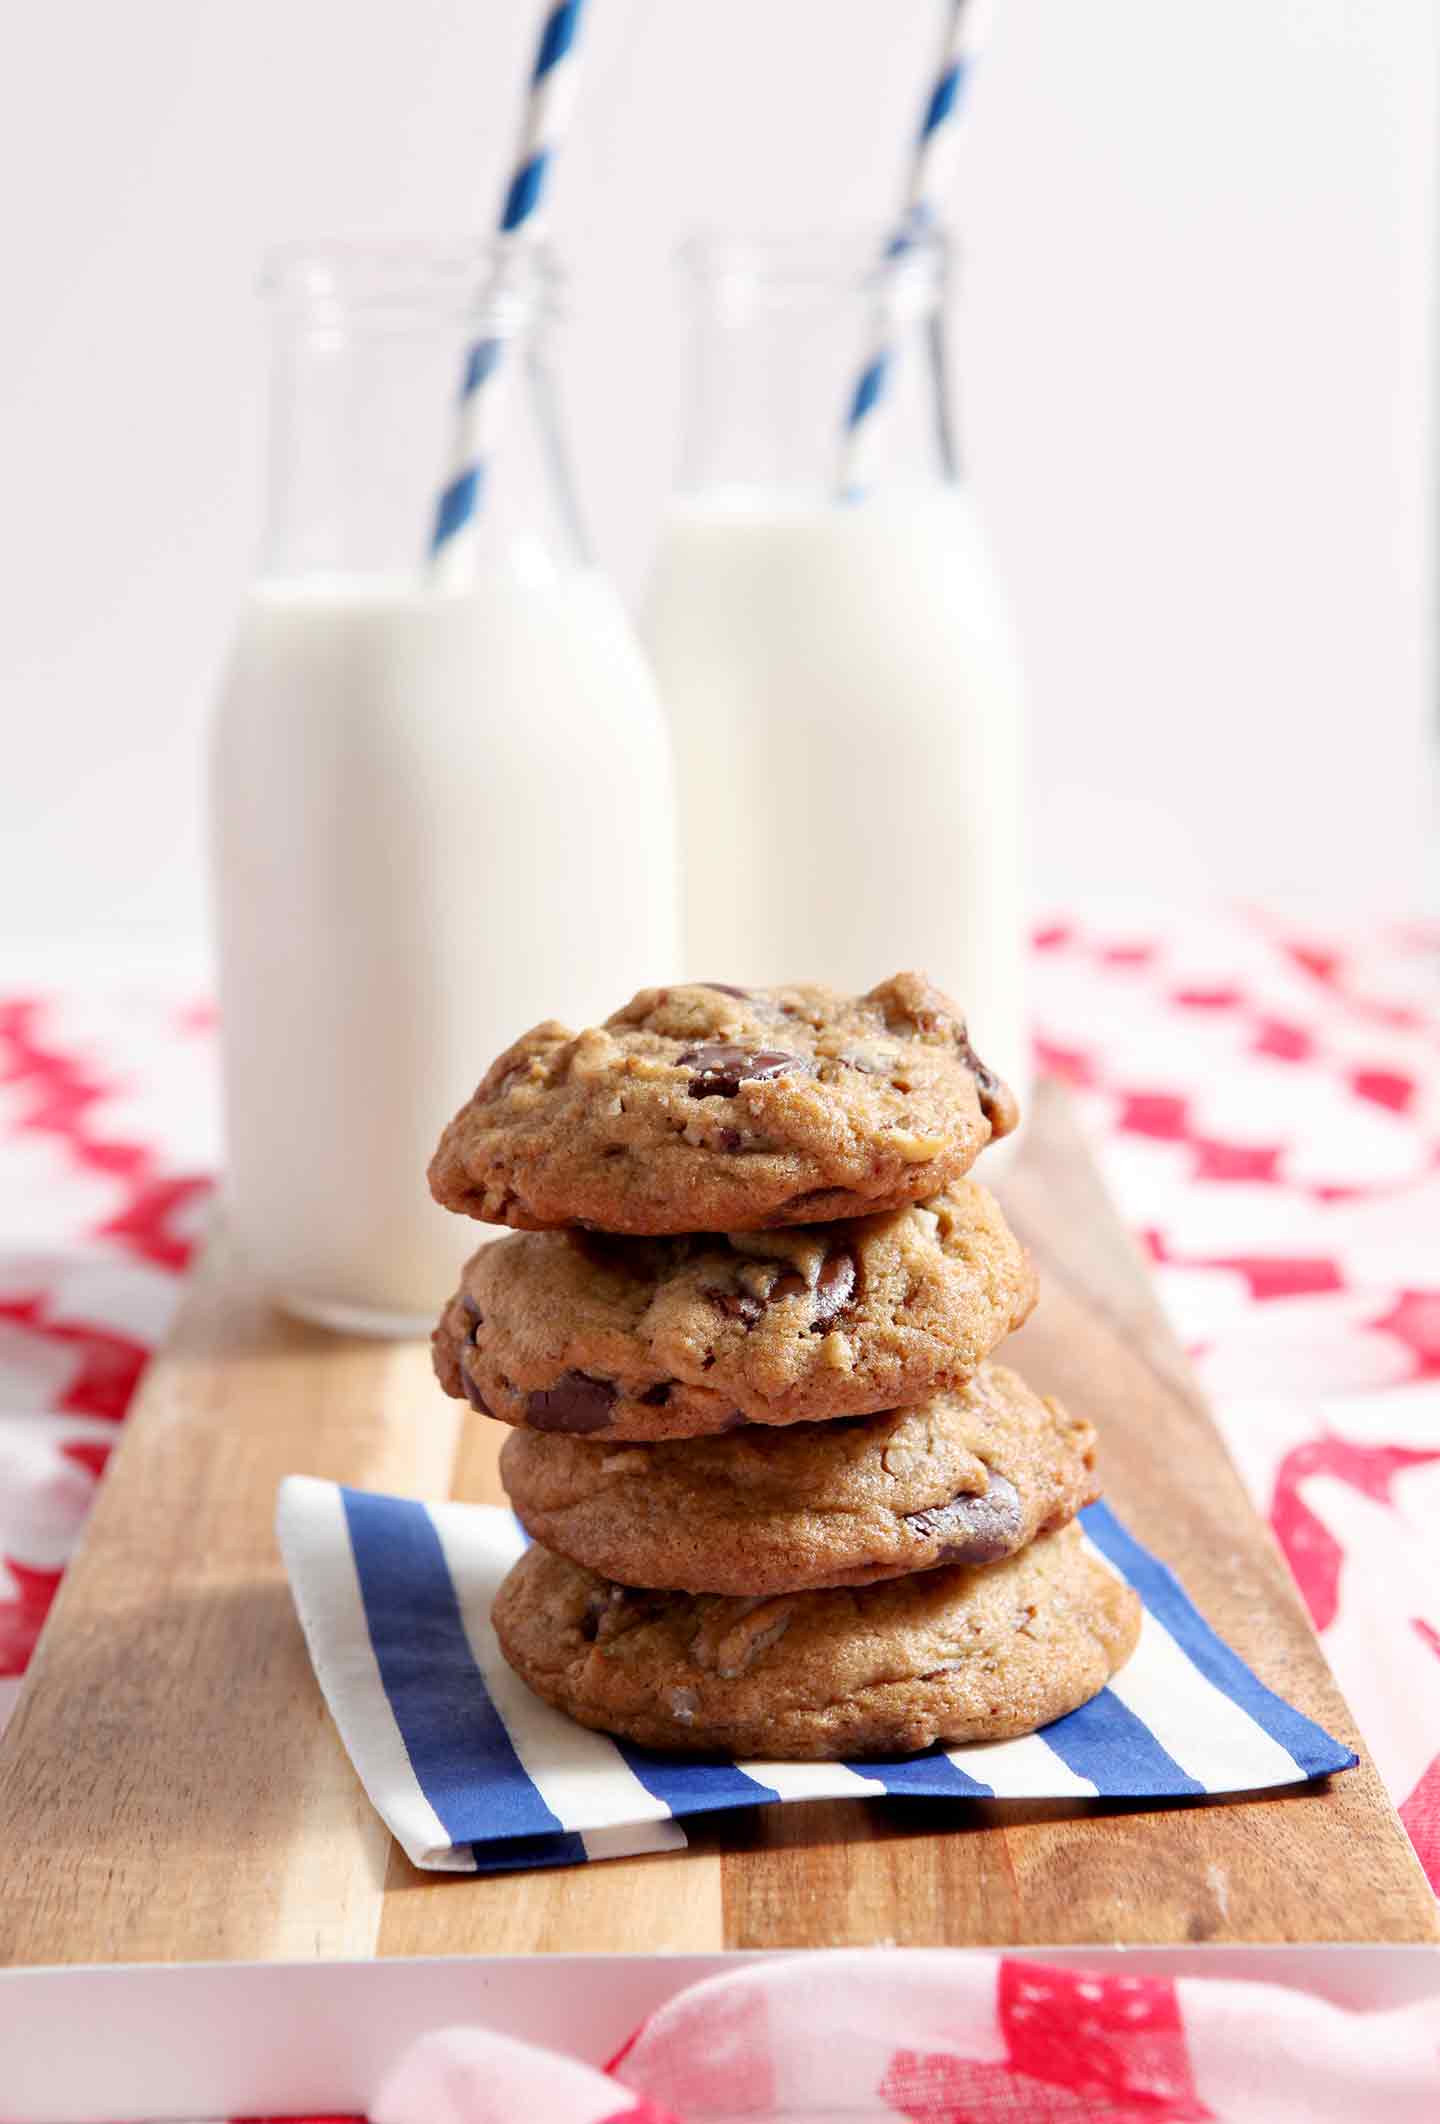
[0,1084,1433,1965]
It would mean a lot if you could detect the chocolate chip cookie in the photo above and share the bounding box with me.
[500,1364,1098,1594]
[432,1178,1036,1440]
[427,973,1016,1235]
[492,1521,1141,1760]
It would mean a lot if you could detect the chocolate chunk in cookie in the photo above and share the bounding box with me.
[678,1044,811,1098]
[525,1372,618,1434]
[902,1470,1024,1564]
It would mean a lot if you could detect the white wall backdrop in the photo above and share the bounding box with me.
[1,0,1435,966]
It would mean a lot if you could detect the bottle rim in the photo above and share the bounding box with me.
[259,236,560,333]
[675,226,950,308]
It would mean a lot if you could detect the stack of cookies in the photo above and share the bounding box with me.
[428,973,1140,1760]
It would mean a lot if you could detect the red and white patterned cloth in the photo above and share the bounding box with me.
[1029,906,1440,1885]
[367,1950,1440,2120]
[2,909,1438,1881]
[0,986,216,1727]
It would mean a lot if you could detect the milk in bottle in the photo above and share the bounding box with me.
[642,236,1026,1110]
[212,245,677,1331]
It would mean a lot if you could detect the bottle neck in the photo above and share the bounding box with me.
[257,241,588,584]
[674,232,959,505]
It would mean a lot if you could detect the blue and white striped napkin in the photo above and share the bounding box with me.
[276,1476,1355,1877]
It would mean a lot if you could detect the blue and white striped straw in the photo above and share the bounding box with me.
[429,0,589,585]
[838,0,990,499]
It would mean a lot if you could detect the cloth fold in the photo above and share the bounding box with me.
[277,1477,1354,1876]
[371,1949,1440,2122]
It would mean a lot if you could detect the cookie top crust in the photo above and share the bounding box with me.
[492,1522,1141,1760]
[427,972,1018,1235]
[500,1363,1100,1594]
[432,1177,1036,1439]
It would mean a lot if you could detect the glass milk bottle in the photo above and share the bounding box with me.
[212,243,677,1333]
[642,232,1027,1110]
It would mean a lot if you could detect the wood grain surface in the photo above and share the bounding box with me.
[0,1084,1433,1965]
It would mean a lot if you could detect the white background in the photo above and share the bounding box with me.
[1,0,1435,966]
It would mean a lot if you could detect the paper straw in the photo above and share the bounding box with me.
[837,0,990,499]
[429,0,589,584]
